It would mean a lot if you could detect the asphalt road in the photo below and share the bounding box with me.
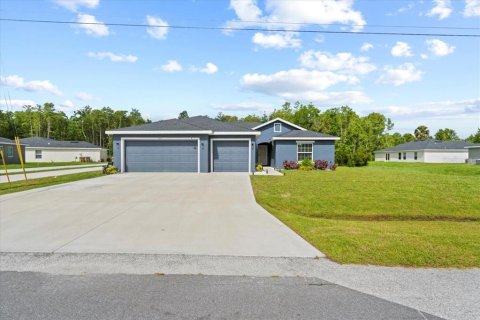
[0,272,442,320]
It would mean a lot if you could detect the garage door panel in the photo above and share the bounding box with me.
[213,140,249,172]
[125,140,198,172]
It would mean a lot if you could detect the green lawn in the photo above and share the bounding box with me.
[3,162,100,170]
[0,171,104,195]
[251,162,480,268]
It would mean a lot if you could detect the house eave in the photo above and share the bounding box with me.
[25,146,104,150]
[272,137,340,141]
[212,131,261,136]
[105,130,213,135]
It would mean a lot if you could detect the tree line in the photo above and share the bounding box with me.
[0,103,150,153]
[1,102,478,166]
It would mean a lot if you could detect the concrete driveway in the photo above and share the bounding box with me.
[0,173,321,257]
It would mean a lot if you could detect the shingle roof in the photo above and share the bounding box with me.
[233,122,263,129]
[109,116,258,132]
[20,137,102,149]
[375,139,478,152]
[0,137,15,145]
[274,130,339,139]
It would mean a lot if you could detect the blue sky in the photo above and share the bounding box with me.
[1,0,479,137]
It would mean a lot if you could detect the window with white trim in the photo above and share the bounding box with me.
[414,152,418,160]
[274,123,282,132]
[35,149,42,159]
[297,143,313,161]
[398,152,401,160]
[403,152,406,160]
[386,153,390,161]
[6,146,13,157]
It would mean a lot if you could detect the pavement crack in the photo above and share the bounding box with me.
[51,205,135,253]
[416,309,429,320]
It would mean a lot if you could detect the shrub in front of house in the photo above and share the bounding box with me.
[283,160,299,170]
[299,158,314,171]
[256,163,263,172]
[103,165,118,175]
[314,160,329,170]
[283,159,337,171]
[329,162,337,171]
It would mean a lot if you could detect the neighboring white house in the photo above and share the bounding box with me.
[20,137,107,163]
[465,146,480,164]
[374,140,479,163]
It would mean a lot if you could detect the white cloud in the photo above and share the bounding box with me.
[240,68,366,105]
[464,0,480,16]
[200,62,218,74]
[210,102,273,111]
[376,63,423,86]
[391,41,413,57]
[60,100,75,109]
[230,0,262,20]
[0,99,36,109]
[252,32,301,49]
[1,75,62,96]
[75,92,95,101]
[226,0,366,40]
[53,0,99,12]
[360,42,373,52]
[300,50,376,75]
[426,39,455,56]
[160,60,183,72]
[420,53,429,59]
[76,13,109,37]
[146,15,169,40]
[373,98,480,119]
[242,69,357,92]
[87,51,138,63]
[427,0,452,19]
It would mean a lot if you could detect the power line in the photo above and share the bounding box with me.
[1,18,479,37]
[233,20,480,31]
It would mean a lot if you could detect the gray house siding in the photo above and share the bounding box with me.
[256,122,298,144]
[0,143,25,165]
[273,140,335,168]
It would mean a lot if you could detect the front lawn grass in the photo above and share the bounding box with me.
[251,162,480,268]
[0,171,104,195]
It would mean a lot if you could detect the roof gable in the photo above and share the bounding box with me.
[251,118,306,131]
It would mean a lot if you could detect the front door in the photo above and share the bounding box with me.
[258,144,269,166]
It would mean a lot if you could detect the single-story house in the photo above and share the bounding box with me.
[465,145,480,164]
[105,116,339,173]
[374,139,479,163]
[20,137,108,162]
[0,137,26,165]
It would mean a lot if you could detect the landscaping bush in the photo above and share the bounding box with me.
[103,165,118,175]
[329,162,337,171]
[283,160,299,170]
[299,158,314,171]
[314,160,329,170]
[256,163,263,172]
